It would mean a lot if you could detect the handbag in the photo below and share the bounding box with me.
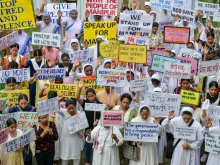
[123,141,140,161]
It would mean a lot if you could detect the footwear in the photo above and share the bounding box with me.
[200,154,208,162]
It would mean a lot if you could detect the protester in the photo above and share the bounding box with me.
[17,29,33,56]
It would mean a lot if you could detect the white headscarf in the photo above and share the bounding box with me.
[82,63,93,76]
[181,107,194,115]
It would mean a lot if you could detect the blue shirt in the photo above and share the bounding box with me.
[9,104,36,113]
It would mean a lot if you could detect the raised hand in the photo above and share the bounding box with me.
[168,110,175,120]
[85,10,90,18]
[44,83,49,90]
[35,8,40,16]
[74,57,81,67]
[205,118,212,128]
[57,10,62,18]
[182,143,190,150]
[196,10,200,17]
[63,35,68,43]
[78,79,84,88]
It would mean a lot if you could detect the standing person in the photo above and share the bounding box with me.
[149,22,164,47]
[144,2,151,14]
[173,79,197,94]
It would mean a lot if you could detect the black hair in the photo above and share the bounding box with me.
[6,77,17,84]
[61,53,70,59]
[84,65,93,71]
[152,22,159,28]
[182,111,192,116]
[55,77,63,84]
[140,106,150,113]
[104,62,111,67]
[10,43,19,49]
[41,64,49,68]
[48,91,58,99]
[126,70,134,76]
[18,94,28,102]
[6,118,17,127]
[209,81,218,89]
[8,61,18,69]
[34,49,43,57]
[151,79,160,84]
[207,32,215,38]
[120,93,132,103]
[86,88,96,96]
[65,99,76,107]
[181,79,190,83]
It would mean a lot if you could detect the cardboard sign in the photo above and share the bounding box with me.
[172,7,195,23]
[196,2,219,16]
[164,61,191,79]
[86,0,118,16]
[205,133,220,154]
[36,97,59,116]
[180,90,200,106]
[118,14,153,37]
[0,31,19,51]
[177,57,198,76]
[0,90,29,105]
[207,105,220,127]
[37,68,66,80]
[3,129,36,155]
[213,12,220,22]
[49,84,77,98]
[198,59,220,77]
[124,122,159,142]
[147,48,170,66]
[0,0,36,30]
[164,26,190,44]
[150,54,181,73]
[119,44,147,64]
[84,21,117,46]
[178,48,202,59]
[150,0,173,10]
[144,92,182,117]
[47,3,76,24]
[96,69,127,87]
[99,40,119,58]
[158,21,174,32]
[66,112,89,134]
[101,111,123,126]
[16,112,38,132]
[174,126,196,140]
[85,103,105,112]
[0,113,16,128]
[32,32,61,47]
[130,78,148,92]
[0,128,8,144]
[0,68,30,83]
[124,36,149,46]
[123,10,146,15]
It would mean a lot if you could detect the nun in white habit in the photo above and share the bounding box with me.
[162,107,204,165]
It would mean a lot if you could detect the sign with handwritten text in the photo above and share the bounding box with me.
[180,90,200,106]
[49,84,77,98]
[124,36,149,46]
[150,0,174,10]
[0,128,8,144]
[16,112,38,132]
[177,57,198,76]
[99,40,119,58]
[196,2,219,16]
[85,103,106,112]
[0,31,19,51]
[130,78,148,92]
[172,7,195,23]
[32,32,61,47]
[36,97,59,116]
[0,113,16,128]
[198,60,220,77]
[178,48,202,59]
[207,106,220,127]
[158,21,174,31]
[205,133,220,154]
[101,111,123,126]
[0,90,29,105]
[174,126,196,140]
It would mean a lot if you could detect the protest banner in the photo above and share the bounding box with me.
[172,7,195,23]
[178,48,202,59]
[119,44,147,64]
[198,59,220,77]
[36,97,59,116]
[0,31,18,51]
[0,128,8,144]
[84,21,117,46]
[207,105,220,126]
[47,3,76,24]
[180,90,200,106]
[174,0,184,6]
[205,133,220,154]
[96,69,127,87]
[124,122,159,142]
[130,78,148,92]
[49,84,77,98]
[0,90,29,105]
[174,126,196,140]
[36,68,65,80]
[3,128,36,155]
[0,68,30,83]
[196,2,219,16]
[122,10,146,15]
[32,32,61,47]
[85,103,106,112]
[164,61,191,79]
[118,14,153,37]
[86,0,117,16]
[150,0,173,10]
[101,111,123,126]
[16,112,38,132]
[164,26,190,44]
[158,21,174,32]
[150,54,181,73]
[213,12,220,22]
[0,113,16,128]
[177,57,197,76]
[98,40,119,58]
[144,92,181,117]
[66,111,89,134]
[124,36,150,46]
[0,0,36,30]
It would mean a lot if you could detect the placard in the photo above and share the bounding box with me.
[158,21,174,32]
[36,68,66,80]
[36,97,59,116]
[98,40,119,58]
[101,111,123,126]
[177,57,198,76]
[196,2,219,16]
[119,44,147,64]
[65,112,89,134]
[122,10,146,15]
[86,0,117,16]
[0,90,29,105]
[0,31,19,51]
[180,90,200,106]
[49,84,77,98]
[144,92,182,117]
[85,103,106,112]
[0,113,16,128]
[124,36,150,45]
[3,129,36,155]
[207,105,220,127]
[147,47,170,66]
[47,3,76,24]
[130,78,148,92]
[198,59,220,77]
[0,0,36,30]
[174,126,196,140]
[118,14,153,37]
[32,32,61,47]
[164,61,191,79]
[16,112,38,132]
[178,48,202,59]
[150,54,181,73]
[124,122,159,142]
[0,68,30,83]
[213,12,220,22]
[84,21,117,46]
[205,133,220,154]
[150,0,174,10]
[96,69,127,87]
[164,26,190,44]
[172,7,195,23]
[0,128,8,144]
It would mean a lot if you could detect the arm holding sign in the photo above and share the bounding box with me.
[111,127,123,146]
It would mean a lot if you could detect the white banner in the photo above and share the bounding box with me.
[158,20,174,32]
[0,31,18,51]
[123,36,149,46]
[213,12,220,22]
[85,103,106,112]
[150,0,174,10]
[32,32,61,47]
[36,97,59,116]
[178,48,202,59]
[0,113,16,128]
[196,2,219,16]
[130,78,148,92]
[174,126,196,140]
[172,7,195,23]
[198,59,220,77]
[37,68,66,80]
[208,105,220,127]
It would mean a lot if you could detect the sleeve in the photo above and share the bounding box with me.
[36,21,42,28]
[189,125,203,150]
[50,122,59,142]
[34,125,43,142]
[161,118,173,134]
[128,109,137,122]
[9,107,17,113]
[28,39,33,52]
[114,127,124,146]
[25,60,32,68]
